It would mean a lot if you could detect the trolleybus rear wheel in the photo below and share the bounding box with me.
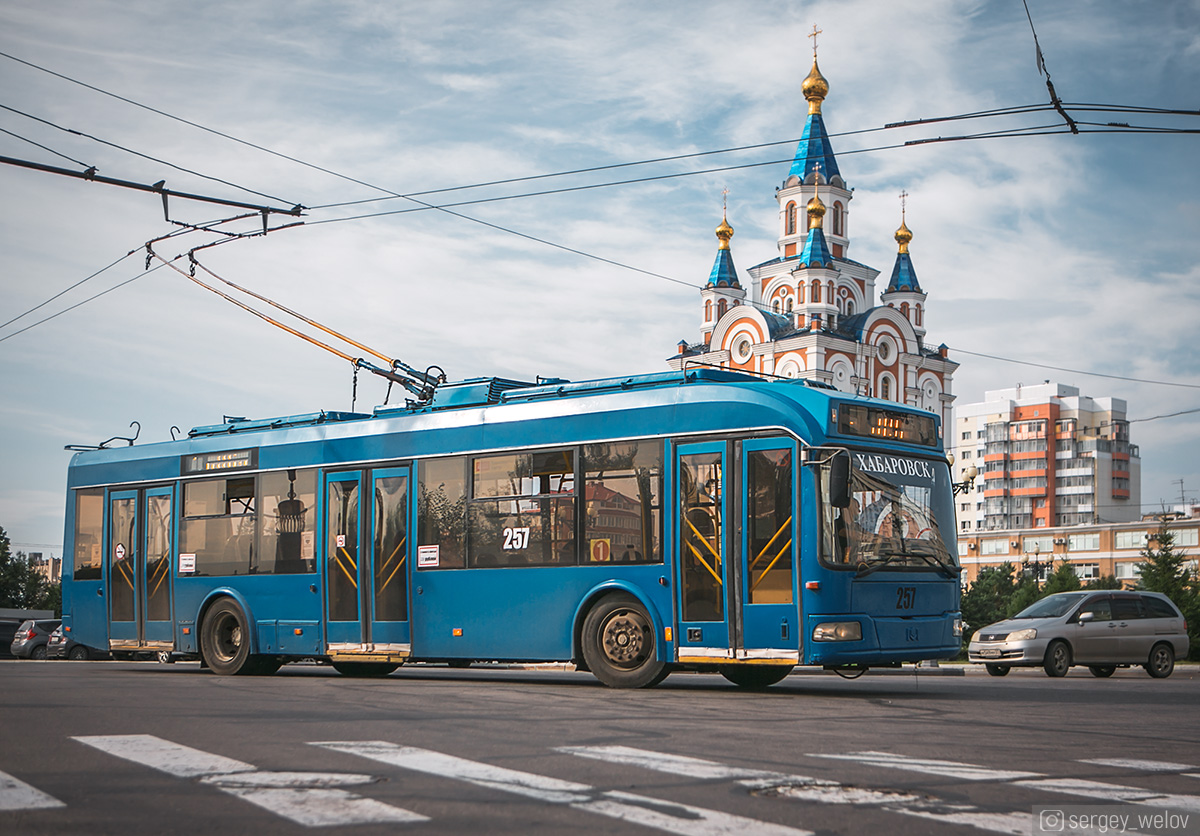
[581,594,665,689]
[719,665,793,689]
[331,661,399,677]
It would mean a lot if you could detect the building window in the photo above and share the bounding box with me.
[1073,563,1100,580]
[880,376,891,400]
[704,299,712,321]
[786,297,794,312]
[832,201,844,236]
[981,539,1008,556]
[1114,530,1146,550]
[786,202,797,235]
[1169,528,1200,547]
[811,280,821,303]
[915,304,923,327]
[718,299,728,318]
[772,299,780,313]
[1067,533,1100,551]
[1115,562,1140,580]
[962,450,972,459]
[1023,535,1053,553]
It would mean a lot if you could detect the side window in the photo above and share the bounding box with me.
[582,441,663,565]
[181,477,255,576]
[417,457,467,569]
[1080,597,1111,622]
[72,489,104,580]
[468,449,577,567]
[1142,596,1179,619]
[1111,596,1143,620]
[260,470,318,574]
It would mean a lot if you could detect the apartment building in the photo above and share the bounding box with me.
[949,382,1141,533]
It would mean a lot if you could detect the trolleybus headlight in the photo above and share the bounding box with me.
[813,622,862,642]
[952,617,963,637]
[1006,628,1037,641]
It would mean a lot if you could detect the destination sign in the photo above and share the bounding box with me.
[837,403,938,447]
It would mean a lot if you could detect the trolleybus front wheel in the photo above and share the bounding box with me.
[201,598,277,676]
[581,594,666,689]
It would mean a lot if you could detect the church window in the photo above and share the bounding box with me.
[705,300,712,321]
[785,202,797,235]
[772,299,780,314]
[717,299,728,318]
[811,280,820,303]
[797,283,805,303]
[846,299,854,315]
[881,376,891,400]
[915,304,923,326]
[832,202,844,236]
[827,282,834,304]
[786,297,793,313]
[900,302,910,319]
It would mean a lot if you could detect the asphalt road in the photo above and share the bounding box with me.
[3,660,1199,836]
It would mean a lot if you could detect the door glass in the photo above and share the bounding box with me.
[145,494,172,622]
[747,449,794,604]
[110,497,137,622]
[680,452,724,622]
[327,480,360,622]
[373,475,408,622]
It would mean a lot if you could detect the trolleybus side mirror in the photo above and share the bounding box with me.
[828,453,851,508]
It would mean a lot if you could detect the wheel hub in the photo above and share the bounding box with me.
[602,612,646,667]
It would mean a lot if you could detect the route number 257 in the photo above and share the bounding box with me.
[503,527,531,550]
[895,586,916,610]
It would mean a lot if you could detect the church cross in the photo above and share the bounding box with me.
[809,24,822,57]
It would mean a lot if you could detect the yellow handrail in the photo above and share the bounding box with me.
[685,516,723,567]
[684,540,723,586]
[748,516,792,571]
[750,539,793,592]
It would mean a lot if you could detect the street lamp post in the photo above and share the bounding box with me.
[1023,544,1049,587]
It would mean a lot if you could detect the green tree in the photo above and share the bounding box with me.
[1137,522,1200,660]
[0,525,58,612]
[1040,560,1082,596]
[1086,574,1123,590]
[960,562,1019,636]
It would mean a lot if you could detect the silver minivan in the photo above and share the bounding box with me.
[968,591,1189,678]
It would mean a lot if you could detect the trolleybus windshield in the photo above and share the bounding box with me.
[822,450,957,576]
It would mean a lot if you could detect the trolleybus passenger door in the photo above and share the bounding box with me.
[141,486,175,646]
[324,468,412,653]
[324,472,366,648]
[738,440,798,657]
[675,443,732,654]
[107,489,140,647]
[368,467,411,650]
[107,487,176,651]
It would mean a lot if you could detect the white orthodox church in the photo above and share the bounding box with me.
[668,51,958,427]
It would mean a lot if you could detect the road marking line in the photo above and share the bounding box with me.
[74,734,425,827]
[896,808,1033,835]
[558,745,927,805]
[0,770,65,812]
[1015,777,1200,813]
[813,751,1043,782]
[557,745,1038,833]
[1079,758,1196,772]
[74,734,257,777]
[314,740,813,836]
[557,744,793,782]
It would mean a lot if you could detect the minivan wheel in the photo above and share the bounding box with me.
[68,645,90,661]
[1145,643,1175,679]
[1042,641,1071,677]
[31,645,48,661]
[1088,665,1116,678]
[985,664,1010,677]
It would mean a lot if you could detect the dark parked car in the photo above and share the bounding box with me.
[47,625,109,660]
[9,619,62,660]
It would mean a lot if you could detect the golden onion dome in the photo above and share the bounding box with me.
[806,194,826,228]
[895,218,913,253]
[802,59,829,114]
[715,213,734,250]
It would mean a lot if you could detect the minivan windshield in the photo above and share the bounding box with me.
[1011,592,1089,619]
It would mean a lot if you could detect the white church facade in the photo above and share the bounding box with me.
[668,53,958,428]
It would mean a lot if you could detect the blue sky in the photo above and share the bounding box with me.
[2,0,1198,553]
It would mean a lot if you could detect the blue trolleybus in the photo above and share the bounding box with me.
[61,368,962,688]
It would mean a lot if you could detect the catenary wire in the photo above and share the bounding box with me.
[0,102,298,206]
[0,125,91,168]
[948,347,1200,390]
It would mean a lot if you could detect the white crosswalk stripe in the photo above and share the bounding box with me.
[812,751,1043,782]
[559,745,1039,835]
[0,769,65,812]
[314,740,813,836]
[74,734,426,827]
[1079,758,1197,772]
[1014,777,1200,813]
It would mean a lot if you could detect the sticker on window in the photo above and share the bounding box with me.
[179,553,196,574]
[417,545,440,567]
